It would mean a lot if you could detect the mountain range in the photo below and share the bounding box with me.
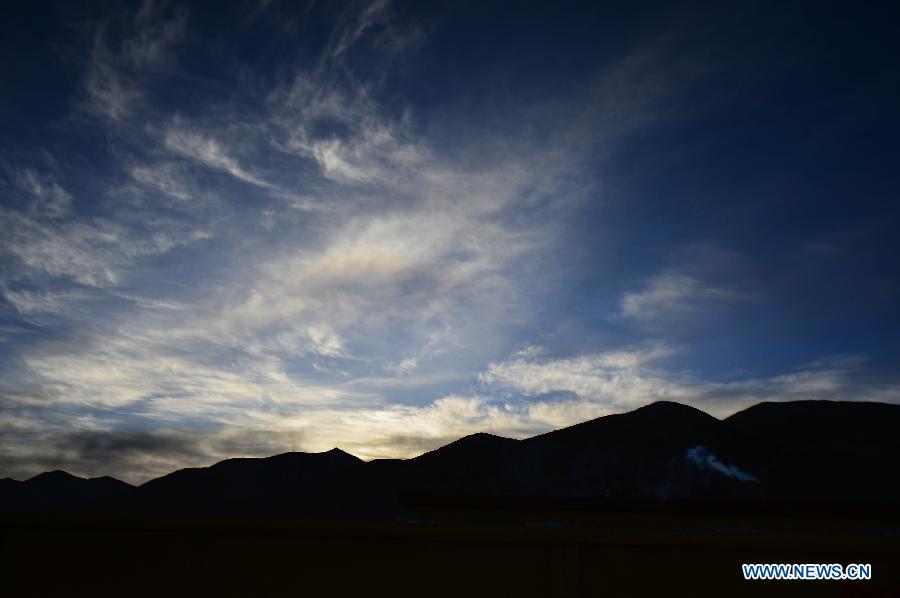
[3,400,899,520]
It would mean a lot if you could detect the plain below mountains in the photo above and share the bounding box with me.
[2,400,899,520]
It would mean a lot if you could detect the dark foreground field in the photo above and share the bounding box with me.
[3,508,898,597]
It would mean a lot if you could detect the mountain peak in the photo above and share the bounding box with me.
[437,432,516,450]
[632,400,716,418]
[457,432,514,443]
[413,432,517,463]
[322,448,362,461]
[28,470,81,483]
[266,448,363,464]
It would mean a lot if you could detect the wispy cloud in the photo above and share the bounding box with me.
[163,121,273,188]
[128,162,197,202]
[84,1,188,122]
[478,347,895,418]
[0,207,209,289]
[12,168,72,218]
[620,272,750,322]
[618,245,761,331]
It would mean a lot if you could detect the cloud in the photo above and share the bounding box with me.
[13,169,72,218]
[0,210,128,287]
[0,423,306,485]
[2,1,588,483]
[128,162,196,202]
[85,49,140,123]
[0,208,209,289]
[618,245,761,330]
[514,344,549,359]
[620,273,744,321]
[0,285,88,318]
[478,347,898,418]
[303,325,348,358]
[164,122,273,188]
[84,2,188,122]
[327,0,391,61]
[17,322,357,412]
[269,71,428,186]
[385,356,417,375]
[480,347,677,407]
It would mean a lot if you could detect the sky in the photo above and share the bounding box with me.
[1,0,899,483]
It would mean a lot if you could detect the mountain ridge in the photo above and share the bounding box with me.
[3,399,899,518]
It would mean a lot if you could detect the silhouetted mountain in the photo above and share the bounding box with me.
[718,400,900,503]
[374,433,522,496]
[135,448,398,519]
[0,470,134,512]
[517,401,726,499]
[2,400,899,519]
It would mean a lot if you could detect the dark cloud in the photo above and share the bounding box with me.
[0,424,313,484]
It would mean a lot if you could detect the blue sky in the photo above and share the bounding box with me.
[1,0,899,482]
